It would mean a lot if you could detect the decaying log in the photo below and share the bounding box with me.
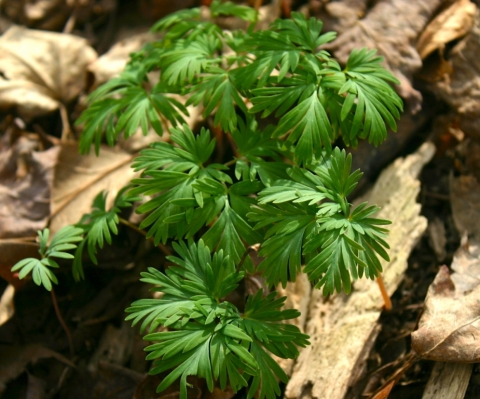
[285,142,435,399]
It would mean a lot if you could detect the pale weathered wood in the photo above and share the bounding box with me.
[422,362,473,399]
[285,142,435,399]
[276,273,312,375]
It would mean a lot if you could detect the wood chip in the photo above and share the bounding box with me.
[422,362,473,399]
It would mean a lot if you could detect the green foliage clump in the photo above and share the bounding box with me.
[12,1,403,398]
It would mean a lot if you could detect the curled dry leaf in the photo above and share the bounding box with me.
[411,257,480,362]
[49,142,137,235]
[0,26,96,120]
[416,0,476,59]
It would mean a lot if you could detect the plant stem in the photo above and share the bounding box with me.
[50,288,75,357]
[118,217,172,256]
[376,274,392,310]
[237,244,260,272]
[224,158,238,167]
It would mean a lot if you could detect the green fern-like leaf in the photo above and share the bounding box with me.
[126,241,308,399]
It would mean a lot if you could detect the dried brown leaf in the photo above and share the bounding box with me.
[49,142,137,234]
[411,258,480,362]
[417,0,476,59]
[0,26,96,120]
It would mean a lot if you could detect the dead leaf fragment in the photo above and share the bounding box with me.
[424,8,480,140]
[0,344,74,394]
[450,175,480,240]
[417,0,476,59]
[0,26,97,120]
[49,142,137,234]
[411,258,480,362]
[0,239,39,288]
[0,140,59,238]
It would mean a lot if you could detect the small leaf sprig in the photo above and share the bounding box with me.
[12,226,83,291]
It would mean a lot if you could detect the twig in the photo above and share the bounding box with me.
[237,243,260,272]
[50,288,75,357]
[59,104,72,141]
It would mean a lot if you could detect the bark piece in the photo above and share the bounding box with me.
[422,362,473,399]
[326,0,450,112]
[285,142,435,399]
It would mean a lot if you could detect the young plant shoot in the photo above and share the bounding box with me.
[13,1,402,398]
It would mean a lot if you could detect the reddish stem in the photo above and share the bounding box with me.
[50,288,75,357]
[377,274,392,310]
